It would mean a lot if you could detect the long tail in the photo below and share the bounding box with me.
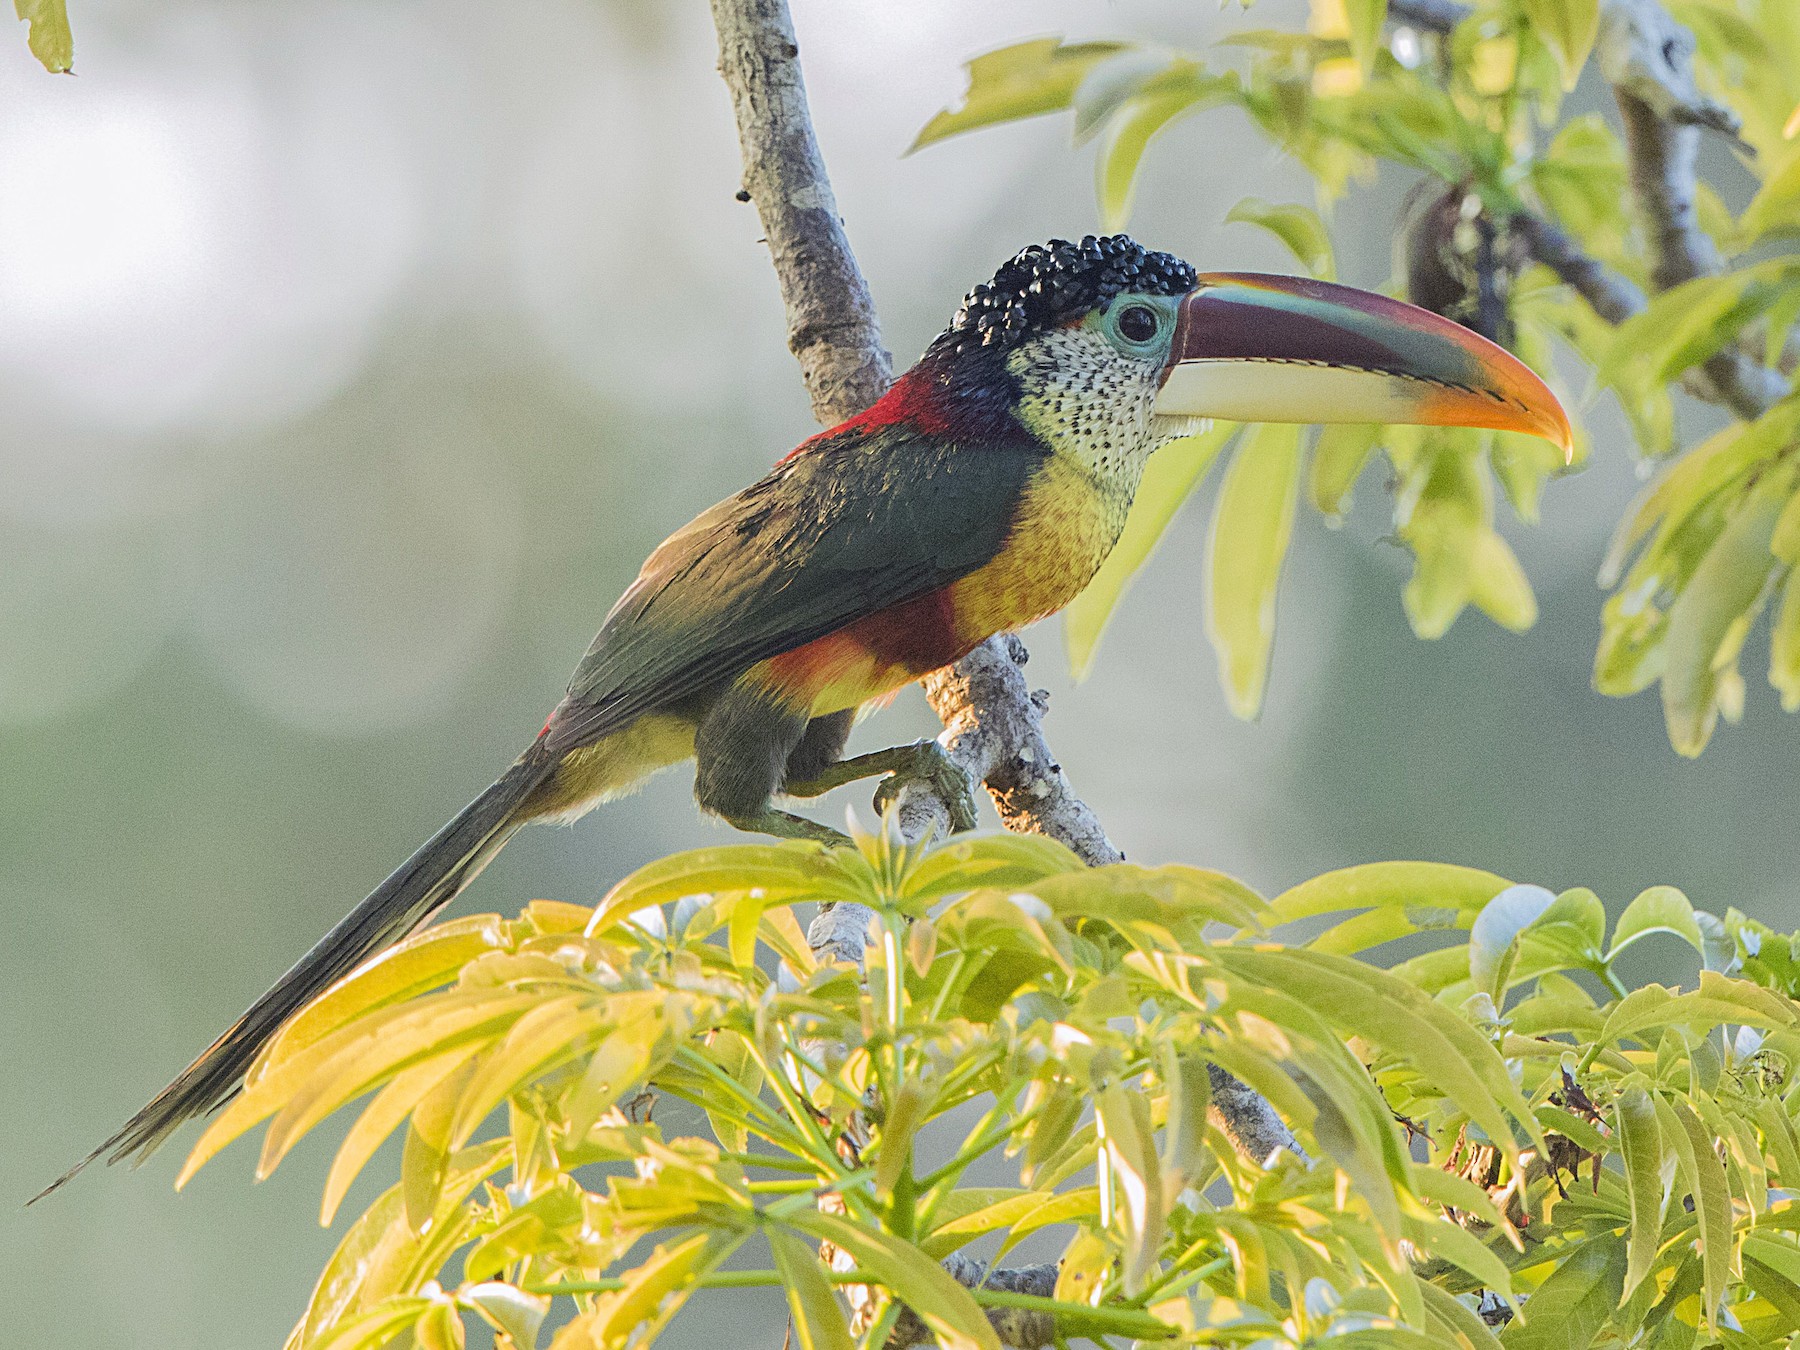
[32,744,559,1202]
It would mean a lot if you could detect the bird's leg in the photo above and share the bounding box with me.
[723,807,851,845]
[783,740,978,833]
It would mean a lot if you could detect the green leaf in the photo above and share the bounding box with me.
[1469,884,1556,1002]
[1665,1097,1731,1331]
[320,1041,486,1227]
[1097,82,1206,230]
[1743,149,1800,242]
[1615,1084,1667,1302]
[564,1232,746,1350]
[180,989,536,1188]
[1403,1214,1514,1300]
[260,916,508,1075]
[1467,529,1538,633]
[1309,423,1381,518]
[1609,885,1706,962]
[1224,197,1335,278]
[1418,1279,1505,1350]
[589,843,837,933]
[1344,0,1388,73]
[1268,861,1511,927]
[1518,0,1600,90]
[448,995,605,1151]
[311,1300,432,1350]
[1097,1083,1164,1293]
[462,1283,548,1350]
[1602,262,1800,390]
[920,1190,1038,1260]
[912,38,1130,149]
[1771,567,1800,712]
[769,1230,856,1350]
[1500,1235,1626,1347]
[1662,479,1786,756]
[1071,48,1182,142]
[1206,422,1303,719]
[783,1210,1001,1350]
[1206,946,1539,1154]
[13,0,70,73]
[1065,422,1238,679]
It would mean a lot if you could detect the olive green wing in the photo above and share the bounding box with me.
[543,424,1041,753]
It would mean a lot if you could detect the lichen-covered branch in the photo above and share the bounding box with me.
[709,0,891,424]
[1512,211,1646,328]
[1599,2,1786,421]
[908,635,1123,866]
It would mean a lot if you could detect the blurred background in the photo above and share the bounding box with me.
[4,0,1798,1344]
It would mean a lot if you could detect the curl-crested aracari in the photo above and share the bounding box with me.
[44,235,1569,1195]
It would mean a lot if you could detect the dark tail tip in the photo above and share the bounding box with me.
[30,748,554,1203]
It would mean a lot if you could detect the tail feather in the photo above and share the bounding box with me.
[32,747,557,1202]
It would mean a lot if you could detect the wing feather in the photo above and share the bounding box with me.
[543,425,1039,753]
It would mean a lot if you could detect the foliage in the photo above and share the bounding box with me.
[919,0,1800,755]
[12,0,70,72]
[185,829,1800,1349]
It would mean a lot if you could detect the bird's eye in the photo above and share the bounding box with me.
[1116,304,1159,343]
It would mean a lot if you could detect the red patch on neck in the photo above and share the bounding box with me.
[780,369,957,462]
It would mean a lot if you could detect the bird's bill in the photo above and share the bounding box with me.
[1152,272,1573,458]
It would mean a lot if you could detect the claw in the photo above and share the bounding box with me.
[871,740,978,833]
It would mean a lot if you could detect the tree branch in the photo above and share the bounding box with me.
[1393,0,1786,422]
[1598,1,1786,421]
[710,0,890,425]
[707,0,1301,1312]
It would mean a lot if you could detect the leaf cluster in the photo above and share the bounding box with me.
[189,830,1800,1350]
[916,0,1800,755]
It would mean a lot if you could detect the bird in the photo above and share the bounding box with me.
[38,234,1570,1197]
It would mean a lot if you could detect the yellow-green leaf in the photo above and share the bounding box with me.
[1224,197,1336,278]
[463,1283,549,1350]
[1065,422,1238,679]
[320,1041,486,1227]
[1467,529,1538,632]
[1520,0,1599,90]
[1743,149,1800,241]
[1666,1097,1730,1331]
[1499,1234,1624,1347]
[1608,885,1705,961]
[1344,0,1388,73]
[1770,567,1800,711]
[14,0,70,73]
[1206,422,1303,719]
[782,1210,1001,1350]
[1615,1084,1666,1301]
[258,916,508,1079]
[1268,861,1511,927]
[912,39,1131,151]
[768,1229,856,1350]
[1309,423,1380,518]
[1662,481,1785,756]
[1097,84,1207,230]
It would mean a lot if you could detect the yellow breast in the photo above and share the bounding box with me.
[948,451,1132,640]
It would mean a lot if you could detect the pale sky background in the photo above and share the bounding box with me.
[3,0,1795,1346]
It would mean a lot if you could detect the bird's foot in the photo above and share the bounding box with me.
[786,740,978,834]
[725,807,851,846]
